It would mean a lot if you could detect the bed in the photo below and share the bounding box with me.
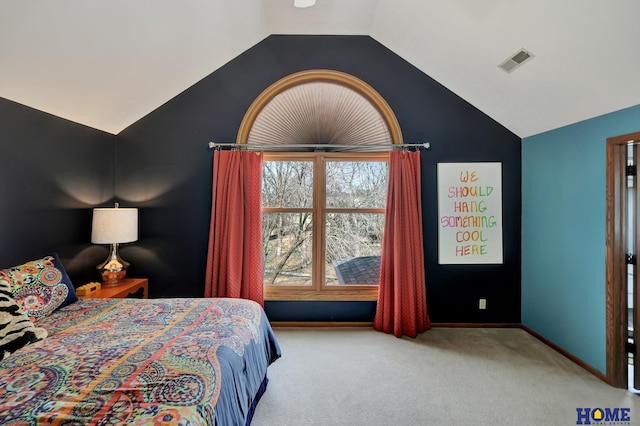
[0,255,281,426]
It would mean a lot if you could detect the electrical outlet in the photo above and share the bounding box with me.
[479,298,487,310]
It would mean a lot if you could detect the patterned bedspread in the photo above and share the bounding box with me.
[0,297,281,425]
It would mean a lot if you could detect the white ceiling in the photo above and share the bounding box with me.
[1,0,639,137]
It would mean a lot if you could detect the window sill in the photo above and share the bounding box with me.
[264,287,378,301]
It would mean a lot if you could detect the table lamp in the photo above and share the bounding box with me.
[91,203,138,285]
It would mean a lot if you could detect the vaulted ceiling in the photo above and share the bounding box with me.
[2,0,639,137]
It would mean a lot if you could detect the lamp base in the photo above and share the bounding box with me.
[97,243,130,286]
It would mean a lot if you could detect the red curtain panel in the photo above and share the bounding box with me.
[374,150,431,337]
[205,150,264,306]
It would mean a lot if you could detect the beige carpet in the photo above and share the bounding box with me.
[252,327,639,426]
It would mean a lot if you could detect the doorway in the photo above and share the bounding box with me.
[605,131,640,389]
[626,143,640,392]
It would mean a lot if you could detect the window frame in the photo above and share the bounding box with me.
[263,151,388,301]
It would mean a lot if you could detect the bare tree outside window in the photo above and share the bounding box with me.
[325,161,387,285]
[263,161,313,209]
[326,161,387,208]
[262,154,388,291]
[263,161,313,286]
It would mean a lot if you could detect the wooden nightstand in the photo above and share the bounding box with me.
[78,278,148,299]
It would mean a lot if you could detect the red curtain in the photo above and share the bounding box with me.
[205,150,264,306]
[374,150,431,337]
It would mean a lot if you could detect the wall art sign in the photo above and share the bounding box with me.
[437,162,503,264]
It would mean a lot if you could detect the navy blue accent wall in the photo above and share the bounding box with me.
[0,97,115,284]
[117,35,521,323]
[266,301,377,322]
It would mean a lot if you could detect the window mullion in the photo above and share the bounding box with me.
[324,208,386,214]
[314,154,326,292]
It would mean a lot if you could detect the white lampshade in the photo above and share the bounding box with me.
[91,207,138,244]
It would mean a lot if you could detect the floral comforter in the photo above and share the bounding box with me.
[0,297,281,425]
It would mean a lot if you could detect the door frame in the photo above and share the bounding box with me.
[606,130,640,387]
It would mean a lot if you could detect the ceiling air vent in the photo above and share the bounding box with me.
[498,48,534,73]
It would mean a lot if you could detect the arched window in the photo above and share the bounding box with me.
[237,70,403,300]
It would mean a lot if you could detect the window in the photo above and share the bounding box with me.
[262,152,388,300]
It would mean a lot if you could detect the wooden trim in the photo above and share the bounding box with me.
[262,152,387,301]
[271,321,373,327]
[270,322,523,328]
[264,288,378,301]
[521,325,608,383]
[634,145,640,388]
[605,131,640,387]
[236,69,403,145]
[263,208,314,213]
[324,208,386,214]
[315,153,324,292]
[431,322,520,328]
[260,152,390,161]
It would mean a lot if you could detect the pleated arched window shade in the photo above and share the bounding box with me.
[236,70,403,152]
